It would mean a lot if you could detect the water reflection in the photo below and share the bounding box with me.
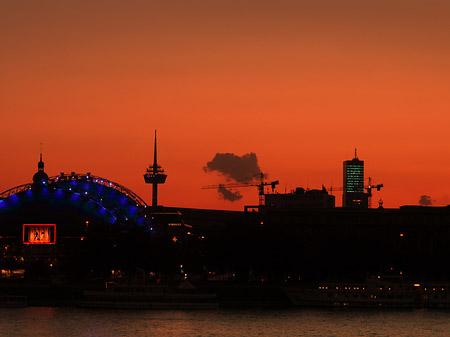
[1,308,450,337]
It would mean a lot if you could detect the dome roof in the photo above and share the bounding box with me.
[33,170,49,183]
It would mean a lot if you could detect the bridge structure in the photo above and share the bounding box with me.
[0,172,151,229]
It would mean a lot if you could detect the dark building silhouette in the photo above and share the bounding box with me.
[3,150,450,307]
[258,204,450,282]
[343,150,368,208]
[265,187,335,209]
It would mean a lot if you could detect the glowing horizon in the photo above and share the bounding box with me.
[1,1,450,211]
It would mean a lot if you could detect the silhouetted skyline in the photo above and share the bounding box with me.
[1,1,450,210]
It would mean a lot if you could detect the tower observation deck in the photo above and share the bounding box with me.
[144,130,167,208]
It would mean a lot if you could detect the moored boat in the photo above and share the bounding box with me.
[74,281,218,309]
[283,276,450,308]
[0,294,28,307]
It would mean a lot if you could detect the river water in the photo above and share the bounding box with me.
[2,307,450,336]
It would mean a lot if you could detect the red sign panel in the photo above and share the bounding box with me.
[23,224,56,244]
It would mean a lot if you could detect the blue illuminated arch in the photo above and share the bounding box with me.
[0,173,151,228]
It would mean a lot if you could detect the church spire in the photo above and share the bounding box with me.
[33,143,49,184]
[38,143,44,171]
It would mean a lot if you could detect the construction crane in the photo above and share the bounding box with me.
[365,177,383,208]
[365,177,383,196]
[202,173,279,206]
[328,177,383,208]
[329,177,383,194]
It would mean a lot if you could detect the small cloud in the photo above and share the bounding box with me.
[204,152,265,202]
[204,152,262,182]
[419,195,432,206]
[218,186,242,202]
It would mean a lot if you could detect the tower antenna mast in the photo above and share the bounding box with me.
[144,130,167,208]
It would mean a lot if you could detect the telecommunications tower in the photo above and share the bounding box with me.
[144,130,167,208]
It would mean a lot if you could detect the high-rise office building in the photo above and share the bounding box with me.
[343,151,368,208]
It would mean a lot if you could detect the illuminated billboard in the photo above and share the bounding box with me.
[23,224,56,244]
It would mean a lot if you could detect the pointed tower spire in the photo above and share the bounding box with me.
[153,130,158,171]
[38,142,44,171]
[33,143,49,184]
[144,130,167,208]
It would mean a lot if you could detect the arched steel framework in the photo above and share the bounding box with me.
[0,173,151,229]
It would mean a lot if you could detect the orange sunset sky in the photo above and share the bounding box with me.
[1,0,450,211]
